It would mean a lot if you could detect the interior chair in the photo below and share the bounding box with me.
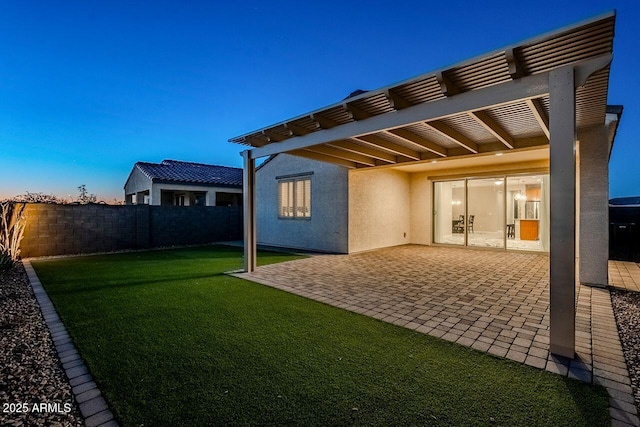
[454,215,464,233]
[467,215,475,233]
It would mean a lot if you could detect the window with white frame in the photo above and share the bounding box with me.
[278,177,311,219]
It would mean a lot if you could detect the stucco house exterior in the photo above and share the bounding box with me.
[232,13,622,359]
[257,101,620,255]
[124,159,242,206]
[256,154,349,253]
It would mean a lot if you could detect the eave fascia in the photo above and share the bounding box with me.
[151,179,242,189]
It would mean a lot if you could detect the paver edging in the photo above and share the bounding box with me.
[23,260,119,427]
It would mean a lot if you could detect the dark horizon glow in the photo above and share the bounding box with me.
[1,1,638,201]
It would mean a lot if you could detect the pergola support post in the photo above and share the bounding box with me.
[242,150,257,273]
[549,66,577,358]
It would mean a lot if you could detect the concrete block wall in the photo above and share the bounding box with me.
[19,204,242,258]
[149,206,242,247]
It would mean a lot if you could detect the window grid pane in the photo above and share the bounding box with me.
[279,181,294,217]
[303,179,311,217]
[278,178,311,219]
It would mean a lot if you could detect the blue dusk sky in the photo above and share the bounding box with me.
[1,1,638,201]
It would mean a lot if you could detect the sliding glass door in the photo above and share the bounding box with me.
[433,173,549,252]
[433,180,465,246]
[506,175,549,252]
[467,178,505,249]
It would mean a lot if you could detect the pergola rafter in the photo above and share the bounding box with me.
[526,98,551,139]
[327,140,397,164]
[468,110,515,149]
[384,128,448,157]
[304,145,377,167]
[352,134,421,160]
[423,120,480,154]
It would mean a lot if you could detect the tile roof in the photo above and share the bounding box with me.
[136,160,242,187]
[610,197,640,206]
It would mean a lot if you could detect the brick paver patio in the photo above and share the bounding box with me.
[610,260,640,292]
[236,245,639,426]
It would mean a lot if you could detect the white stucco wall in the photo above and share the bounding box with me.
[256,154,349,253]
[409,172,432,246]
[255,152,550,254]
[123,167,152,203]
[348,168,411,253]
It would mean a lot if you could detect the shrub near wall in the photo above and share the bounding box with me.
[20,204,242,258]
[0,202,27,269]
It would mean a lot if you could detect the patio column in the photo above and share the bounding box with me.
[549,66,576,359]
[578,126,609,286]
[242,150,257,272]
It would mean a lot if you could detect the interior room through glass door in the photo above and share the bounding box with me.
[466,177,505,249]
[506,175,549,251]
[433,180,465,245]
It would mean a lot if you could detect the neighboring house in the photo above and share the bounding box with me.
[231,13,621,359]
[124,160,242,206]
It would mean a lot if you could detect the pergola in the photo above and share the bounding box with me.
[230,12,616,358]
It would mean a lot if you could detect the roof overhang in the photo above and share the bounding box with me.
[151,179,242,189]
[230,12,616,170]
[605,105,624,158]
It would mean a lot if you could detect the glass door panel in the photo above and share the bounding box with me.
[506,175,549,251]
[433,180,465,245]
[467,178,505,249]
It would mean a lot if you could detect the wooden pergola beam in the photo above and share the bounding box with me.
[526,99,550,139]
[435,71,461,96]
[505,48,523,79]
[384,128,447,157]
[291,149,357,169]
[343,102,371,121]
[305,145,377,167]
[246,134,270,147]
[327,140,397,163]
[353,134,420,160]
[311,113,339,129]
[262,129,292,142]
[468,110,515,149]
[424,120,479,154]
[285,122,319,136]
[384,89,412,110]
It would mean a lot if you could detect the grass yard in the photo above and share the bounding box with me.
[32,245,609,426]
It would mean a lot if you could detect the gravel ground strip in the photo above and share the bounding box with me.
[0,262,83,426]
[611,288,640,417]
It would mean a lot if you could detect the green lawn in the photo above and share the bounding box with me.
[32,245,609,426]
